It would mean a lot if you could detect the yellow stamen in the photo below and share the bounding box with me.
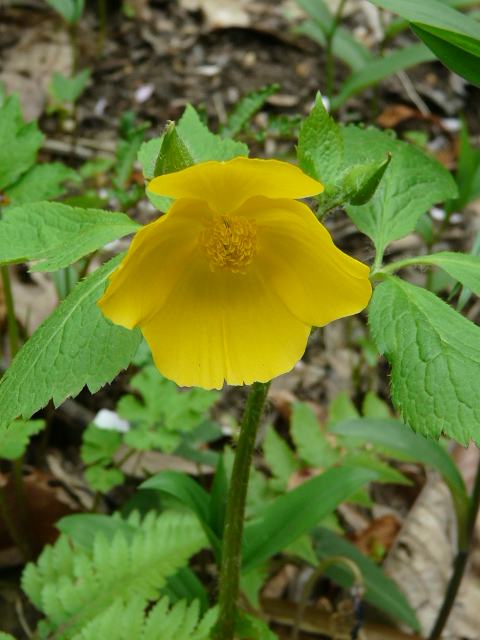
[198,213,259,273]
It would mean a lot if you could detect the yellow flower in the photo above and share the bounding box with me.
[98,157,371,390]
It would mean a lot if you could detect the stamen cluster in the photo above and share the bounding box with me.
[199,213,259,273]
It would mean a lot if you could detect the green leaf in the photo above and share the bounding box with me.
[297,92,343,183]
[154,121,196,176]
[0,95,44,191]
[0,202,140,271]
[140,471,221,560]
[446,119,480,213]
[405,251,480,296]
[369,276,480,445]
[85,466,124,493]
[0,633,17,640]
[44,0,84,23]
[370,0,480,85]
[241,467,376,572]
[311,527,421,631]
[176,105,249,163]
[296,20,374,72]
[342,450,411,484]
[81,424,123,464]
[330,417,467,499]
[410,23,480,86]
[362,392,391,418]
[341,125,457,254]
[207,456,228,540]
[4,163,79,206]
[330,43,437,109]
[220,84,279,138]
[49,69,91,103]
[0,419,45,459]
[326,391,359,427]
[0,254,142,427]
[234,611,279,640]
[262,425,300,491]
[295,0,374,71]
[290,402,340,468]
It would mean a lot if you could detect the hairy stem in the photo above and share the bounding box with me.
[429,454,480,640]
[214,381,270,640]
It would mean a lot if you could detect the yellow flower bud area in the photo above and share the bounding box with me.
[198,213,259,274]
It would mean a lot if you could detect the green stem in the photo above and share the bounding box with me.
[428,454,480,640]
[372,254,442,279]
[1,266,19,359]
[0,265,32,560]
[214,381,271,640]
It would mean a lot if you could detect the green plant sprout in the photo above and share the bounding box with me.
[0,15,480,632]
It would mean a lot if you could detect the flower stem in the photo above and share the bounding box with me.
[1,266,19,359]
[214,381,270,640]
[428,454,480,640]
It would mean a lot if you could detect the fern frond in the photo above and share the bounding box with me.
[22,511,207,638]
[72,597,217,640]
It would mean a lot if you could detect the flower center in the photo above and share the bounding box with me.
[198,213,259,274]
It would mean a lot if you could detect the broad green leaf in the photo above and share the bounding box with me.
[330,43,436,109]
[0,202,140,271]
[5,163,79,206]
[0,95,44,191]
[369,276,480,446]
[290,402,339,468]
[326,390,359,427]
[342,450,411,484]
[330,418,467,500]
[49,69,91,103]
[362,392,391,418]
[370,0,480,85]
[411,23,480,85]
[0,254,142,427]
[446,120,480,213]
[0,633,17,640]
[154,121,196,176]
[402,251,480,296]
[297,92,343,183]
[220,84,279,138]
[311,527,421,631]
[341,125,457,254]
[235,611,279,640]
[0,419,45,459]
[241,467,376,572]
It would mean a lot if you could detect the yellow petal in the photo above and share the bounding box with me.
[140,254,311,390]
[148,157,323,215]
[245,196,372,326]
[98,198,211,328]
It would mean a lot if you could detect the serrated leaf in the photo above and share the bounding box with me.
[0,419,45,459]
[85,466,124,493]
[154,122,196,176]
[341,125,457,254]
[5,163,79,206]
[297,92,343,183]
[176,105,248,162]
[369,276,480,445]
[0,95,44,191]
[81,424,123,464]
[0,202,140,271]
[0,254,141,427]
[290,402,340,468]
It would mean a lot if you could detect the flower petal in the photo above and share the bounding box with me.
[243,197,372,326]
[98,199,211,328]
[140,254,311,390]
[147,157,323,215]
